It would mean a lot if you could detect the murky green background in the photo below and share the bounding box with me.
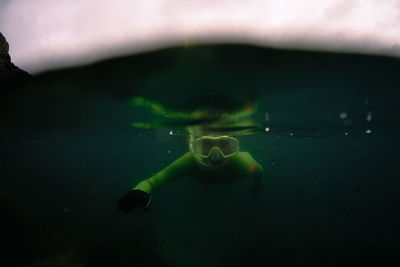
[1,45,399,266]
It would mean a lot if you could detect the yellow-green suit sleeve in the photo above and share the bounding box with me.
[133,152,195,194]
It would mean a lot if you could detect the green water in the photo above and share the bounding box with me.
[1,44,400,266]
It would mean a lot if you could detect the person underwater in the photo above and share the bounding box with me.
[118,131,265,213]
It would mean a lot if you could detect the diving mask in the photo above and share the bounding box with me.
[190,135,239,159]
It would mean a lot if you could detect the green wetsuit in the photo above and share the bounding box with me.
[133,151,264,194]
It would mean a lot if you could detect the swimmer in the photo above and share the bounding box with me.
[118,129,264,213]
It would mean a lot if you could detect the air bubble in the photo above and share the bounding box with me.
[265,112,270,122]
[366,112,372,122]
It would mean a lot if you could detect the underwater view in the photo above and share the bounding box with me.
[1,43,400,267]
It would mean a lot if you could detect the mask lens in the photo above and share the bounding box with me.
[194,139,212,156]
[201,139,214,155]
[193,136,238,157]
[218,139,238,156]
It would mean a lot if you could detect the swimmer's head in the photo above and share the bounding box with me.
[189,133,239,169]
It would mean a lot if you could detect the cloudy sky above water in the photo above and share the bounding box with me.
[0,0,399,73]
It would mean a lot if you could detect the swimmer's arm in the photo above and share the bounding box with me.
[133,152,195,194]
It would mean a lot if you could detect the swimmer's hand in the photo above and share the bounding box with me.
[118,189,151,213]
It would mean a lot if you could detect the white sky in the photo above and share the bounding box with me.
[0,0,399,73]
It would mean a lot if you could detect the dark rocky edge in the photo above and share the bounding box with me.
[0,32,31,89]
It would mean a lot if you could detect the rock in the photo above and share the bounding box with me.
[0,32,31,89]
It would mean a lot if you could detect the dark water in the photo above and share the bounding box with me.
[1,44,400,266]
